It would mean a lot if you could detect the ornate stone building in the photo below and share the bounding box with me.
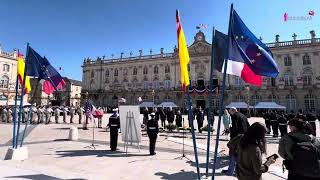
[0,46,29,105]
[82,30,320,112]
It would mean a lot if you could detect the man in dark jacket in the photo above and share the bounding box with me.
[159,108,166,129]
[229,107,250,139]
[270,111,279,137]
[278,112,288,137]
[166,107,175,124]
[196,107,205,133]
[263,111,271,134]
[147,112,159,155]
[108,108,120,151]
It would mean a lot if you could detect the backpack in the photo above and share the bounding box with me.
[284,135,320,178]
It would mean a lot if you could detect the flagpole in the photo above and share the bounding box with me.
[15,43,29,149]
[212,4,233,180]
[20,79,40,147]
[186,85,201,180]
[12,74,20,148]
[205,26,215,177]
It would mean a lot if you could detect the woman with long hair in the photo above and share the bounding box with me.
[227,122,276,180]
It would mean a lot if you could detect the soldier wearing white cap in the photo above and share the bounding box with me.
[108,108,120,151]
[147,112,159,155]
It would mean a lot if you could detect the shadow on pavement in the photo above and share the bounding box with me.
[5,174,86,180]
[56,150,150,158]
[155,170,205,180]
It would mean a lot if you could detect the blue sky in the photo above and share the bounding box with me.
[0,0,319,80]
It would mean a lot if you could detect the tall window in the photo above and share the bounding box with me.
[252,95,261,105]
[286,94,296,112]
[91,71,94,78]
[284,72,294,86]
[133,67,137,75]
[304,94,315,112]
[165,65,170,73]
[164,80,171,89]
[123,68,128,76]
[153,81,160,89]
[234,77,243,87]
[0,75,9,88]
[143,66,148,75]
[303,54,311,65]
[143,81,148,89]
[3,64,10,72]
[284,56,292,66]
[105,69,109,77]
[154,66,158,74]
[268,95,277,102]
[114,68,118,76]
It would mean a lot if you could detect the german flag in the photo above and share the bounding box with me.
[17,50,31,94]
[176,10,190,92]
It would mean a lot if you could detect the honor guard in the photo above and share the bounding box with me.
[69,105,75,123]
[147,112,159,155]
[54,107,60,123]
[45,106,53,124]
[108,108,120,151]
[62,106,68,123]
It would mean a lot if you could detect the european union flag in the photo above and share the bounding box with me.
[228,10,279,78]
[26,46,65,93]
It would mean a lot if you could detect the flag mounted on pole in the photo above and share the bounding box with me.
[176,10,190,92]
[26,47,65,95]
[17,50,31,94]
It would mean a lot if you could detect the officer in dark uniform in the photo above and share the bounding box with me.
[287,110,296,121]
[277,112,288,137]
[263,111,271,134]
[175,110,182,128]
[270,110,279,137]
[306,112,317,136]
[196,107,204,133]
[147,112,159,155]
[108,108,120,151]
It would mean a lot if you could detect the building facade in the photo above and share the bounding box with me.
[0,46,28,105]
[30,77,82,106]
[82,30,320,112]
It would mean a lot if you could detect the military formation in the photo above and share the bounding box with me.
[0,105,86,125]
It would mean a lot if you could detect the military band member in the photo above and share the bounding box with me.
[69,104,75,123]
[147,112,159,155]
[108,108,120,151]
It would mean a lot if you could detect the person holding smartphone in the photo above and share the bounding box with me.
[227,122,276,180]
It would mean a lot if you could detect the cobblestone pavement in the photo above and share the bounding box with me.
[0,114,319,180]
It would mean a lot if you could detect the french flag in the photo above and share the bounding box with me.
[214,10,279,86]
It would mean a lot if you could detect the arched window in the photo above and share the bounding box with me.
[286,94,296,112]
[91,71,94,78]
[123,68,128,76]
[302,68,313,86]
[133,67,137,75]
[143,66,148,75]
[3,64,10,72]
[165,65,170,73]
[304,94,315,112]
[153,81,160,89]
[154,66,158,74]
[303,54,311,65]
[105,69,109,77]
[268,95,277,102]
[284,72,294,86]
[114,68,118,76]
[284,56,292,66]
[0,75,9,88]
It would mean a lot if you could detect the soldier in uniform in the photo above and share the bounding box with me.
[7,107,12,123]
[37,106,43,124]
[277,112,288,137]
[54,107,60,124]
[263,111,271,134]
[270,110,279,137]
[175,110,182,128]
[45,106,53,124]
[2,107,7,123]
[78,106,84,124]
[69,104,75,124]
[147,112,159,155]
[196,107,204,133]
[166,107,175,125]
[159,108,166,129]
[62,106,68,123]
[108,108,120,151]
